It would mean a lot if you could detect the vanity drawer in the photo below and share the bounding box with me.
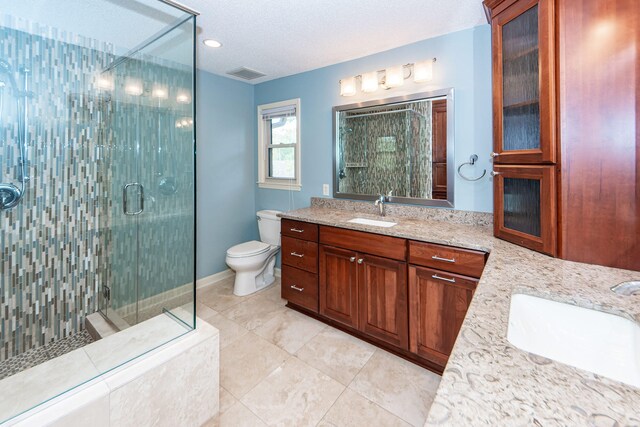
[281,265,318,312]
[319,226,406,261]
[409,241,487,278]
[281,219,318,242]
[281,236,318,273]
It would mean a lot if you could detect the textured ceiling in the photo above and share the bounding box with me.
[188,0,486,83]
[1,0,486,84]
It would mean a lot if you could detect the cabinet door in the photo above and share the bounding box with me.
[319,245,359,328]
[408,266,477,368]
[493,164,556,256]
[492,0,556,164]
[358,255,408,349]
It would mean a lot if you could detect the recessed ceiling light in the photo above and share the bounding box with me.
[203,39,222,48]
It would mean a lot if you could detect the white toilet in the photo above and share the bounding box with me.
[225,210,282,296]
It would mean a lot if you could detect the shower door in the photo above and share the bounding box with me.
[99,14,196,329]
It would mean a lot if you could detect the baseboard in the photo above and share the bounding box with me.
[196,269,235,289]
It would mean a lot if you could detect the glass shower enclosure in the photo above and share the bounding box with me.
[0,0,196,422]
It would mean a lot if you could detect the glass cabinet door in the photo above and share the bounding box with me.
[493,165,556,255]
[492,0,555,164]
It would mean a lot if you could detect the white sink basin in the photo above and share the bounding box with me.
[347,217,397,228]
[508,293,640,388]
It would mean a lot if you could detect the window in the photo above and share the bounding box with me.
[257,99,301,190]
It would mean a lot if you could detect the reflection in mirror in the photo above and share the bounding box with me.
[333,88,454,207]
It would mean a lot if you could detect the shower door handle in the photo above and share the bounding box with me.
[123,183,144,215]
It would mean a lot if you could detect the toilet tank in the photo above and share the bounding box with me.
[257,210,282,246]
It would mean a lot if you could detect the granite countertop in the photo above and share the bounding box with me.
[280,205,640,425]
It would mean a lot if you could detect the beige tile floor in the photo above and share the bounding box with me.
[199,276,441,427]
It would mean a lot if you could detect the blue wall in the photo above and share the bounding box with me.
[197,25,493,277]
[254,25,493,214]
[196,70,258,279]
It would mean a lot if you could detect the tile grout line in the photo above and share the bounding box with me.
[315,385,348,427]
[237,354,294,426]
[295,328,378,426]
[345,347,419,426]
[284,355,347,427]
[347,347,436,427]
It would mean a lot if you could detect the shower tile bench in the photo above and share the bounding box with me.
[0,315,219,426]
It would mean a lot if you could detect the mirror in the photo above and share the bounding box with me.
[333,88,454,207]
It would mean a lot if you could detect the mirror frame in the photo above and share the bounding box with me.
[332,87,455,208]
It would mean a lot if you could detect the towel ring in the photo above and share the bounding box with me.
[457,154,487,182]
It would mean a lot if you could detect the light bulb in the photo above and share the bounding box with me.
[96,75,114,91]
[414,60,433,83]
[152,85,168,99]
[125,78,143,96]
[176,91,191,104]
[203,39,222,48]
[385,66,404,88]
[361,72,378,93]
[340,77,357,96]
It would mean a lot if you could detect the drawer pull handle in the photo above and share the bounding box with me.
[432,255,456,263]
[432,274,456,283]
[290,285,304,292]
[290,228,304,233]
[290,252,304,258]
[357,258,364,264]
[350,257,356,262]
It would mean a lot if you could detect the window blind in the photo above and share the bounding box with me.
[261,104,296,120]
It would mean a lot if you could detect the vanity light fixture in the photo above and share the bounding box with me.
[339,58,436,96]
[203,39,222,48]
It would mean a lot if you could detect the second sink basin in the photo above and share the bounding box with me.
[508,293,640,388]
[347,217,397,228]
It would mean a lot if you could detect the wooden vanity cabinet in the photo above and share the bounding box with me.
[408,240,485,370]
[357,254,408,349]
[408,266,477,367]
[318,245,359,328]
[280,220,319,312]
[319,227,409,349]
[282,222,488,373]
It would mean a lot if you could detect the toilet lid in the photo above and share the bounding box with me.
[227,240,271,258]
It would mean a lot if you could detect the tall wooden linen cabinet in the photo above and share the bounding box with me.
[484,0,640,271]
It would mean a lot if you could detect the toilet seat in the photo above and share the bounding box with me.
[226,240,271,258]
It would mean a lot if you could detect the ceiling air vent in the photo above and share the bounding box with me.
[226,67,266,80]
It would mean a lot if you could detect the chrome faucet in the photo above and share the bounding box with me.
[374,191,392,216]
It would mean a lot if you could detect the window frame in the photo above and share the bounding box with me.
[257,98,302,191]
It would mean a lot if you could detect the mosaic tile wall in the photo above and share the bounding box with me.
[0,22,112,361]
[337,100,433,198]
[0,19,195,361]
